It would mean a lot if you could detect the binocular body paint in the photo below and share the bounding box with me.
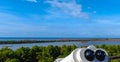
[54,45,108,62]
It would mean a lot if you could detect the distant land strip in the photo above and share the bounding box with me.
[0,38,120,44]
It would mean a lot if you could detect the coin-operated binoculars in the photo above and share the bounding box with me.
[54,45,108,62]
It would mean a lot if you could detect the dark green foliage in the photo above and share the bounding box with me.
[0,44,120,62]
[0,47,15,62]
[5,58,20,62]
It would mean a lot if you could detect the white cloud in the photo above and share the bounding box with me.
[26,0,37,3]
[93,11,96,14]
[87,7,91,9]
[94,19,120,24]
[0,12,48,36]
[45,0,89,18]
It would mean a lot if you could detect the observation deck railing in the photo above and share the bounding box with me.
[109,56,120,62]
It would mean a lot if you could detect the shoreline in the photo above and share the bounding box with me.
[0,38,119,44]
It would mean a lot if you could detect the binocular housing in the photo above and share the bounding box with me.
[55,45,108,62]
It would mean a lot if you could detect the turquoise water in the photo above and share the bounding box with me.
[0,41,120,50]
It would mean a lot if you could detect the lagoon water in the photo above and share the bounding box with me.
[0,37,120,50]
[0,41,120,50]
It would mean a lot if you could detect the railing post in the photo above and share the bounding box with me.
[109,56,120,62]
[109,58,112,62]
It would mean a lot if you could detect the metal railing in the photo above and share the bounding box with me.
[109,56,120,62]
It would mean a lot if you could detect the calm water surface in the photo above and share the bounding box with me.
[0,41,120,50]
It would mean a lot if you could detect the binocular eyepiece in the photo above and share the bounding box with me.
[85,49,106,61]
[55,45,108,62]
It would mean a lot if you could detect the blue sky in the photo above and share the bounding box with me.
[0,0,120,37]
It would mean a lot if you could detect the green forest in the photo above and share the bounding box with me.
[0,44,120,62]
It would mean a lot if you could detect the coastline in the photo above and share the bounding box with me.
[0,38,119,44]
